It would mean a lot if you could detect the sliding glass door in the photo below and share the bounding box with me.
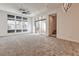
[35,19,46,34]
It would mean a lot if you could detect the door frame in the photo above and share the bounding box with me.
[48,13,57,37]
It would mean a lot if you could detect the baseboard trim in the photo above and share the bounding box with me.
[57,37,79,44]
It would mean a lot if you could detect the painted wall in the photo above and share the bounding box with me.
[0,10,7,36]
[57,4,79,42]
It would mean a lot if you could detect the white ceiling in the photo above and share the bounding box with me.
[0,3,62,17]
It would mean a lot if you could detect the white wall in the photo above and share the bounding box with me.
[0,10,7,36]
[57,4,79,43]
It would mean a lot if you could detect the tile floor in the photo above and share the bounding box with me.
[0,34,79,56]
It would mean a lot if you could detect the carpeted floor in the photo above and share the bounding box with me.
[0,34,79,56]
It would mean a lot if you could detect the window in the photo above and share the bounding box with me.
[7,15,15,33]
[8,15,15,18]
[23,17,28,32]
[7,14,28,33]
[16,16,22,32]
[35,19,46,33]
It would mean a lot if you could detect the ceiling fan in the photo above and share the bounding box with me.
[19,8,31,15]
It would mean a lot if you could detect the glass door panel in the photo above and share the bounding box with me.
[35,19,46,34]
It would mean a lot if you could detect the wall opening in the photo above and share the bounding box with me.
[48,14,57,37]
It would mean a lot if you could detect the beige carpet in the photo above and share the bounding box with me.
[0,34,79,56]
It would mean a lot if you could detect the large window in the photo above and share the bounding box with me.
[7,14,28,33]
